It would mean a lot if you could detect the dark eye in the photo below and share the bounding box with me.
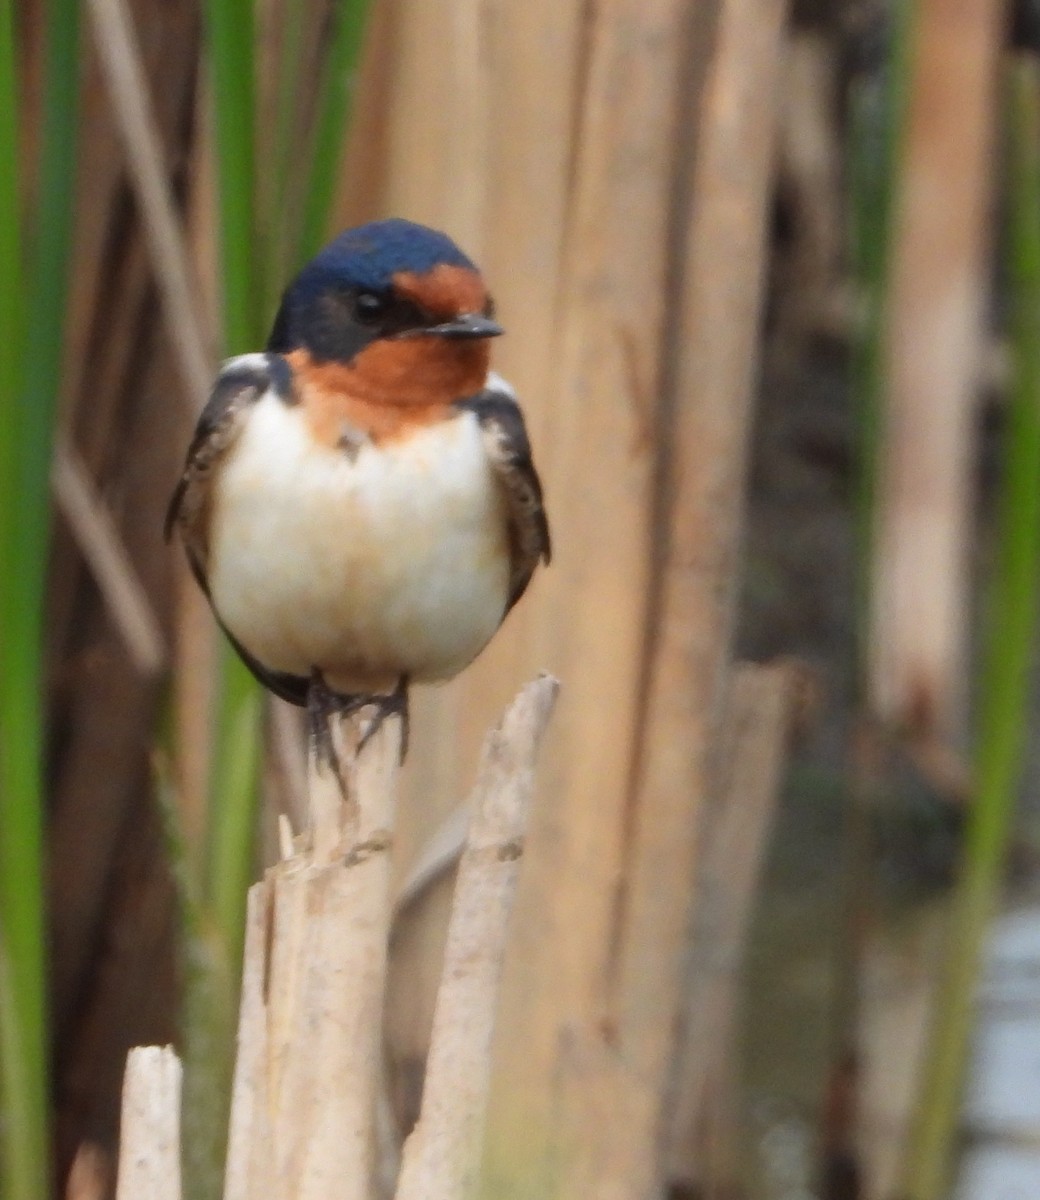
[355,291,387,323]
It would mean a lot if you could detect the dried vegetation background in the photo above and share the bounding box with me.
[16,0,1037,1196]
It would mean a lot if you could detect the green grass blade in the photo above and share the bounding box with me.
[0,0,81,1196]
[203,0,259,351]
[200,0,264,970]
[0,7,42,1195]
[184,6,265,1197]
[180,655,260,1200]
[206,653,262,951]
[901,57,1040,1200]
[296,0,371,264]
[263,0,308,310]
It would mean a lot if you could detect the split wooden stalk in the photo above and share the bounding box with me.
[395,675,559,1200]
[113,680,556,1200]
[224,717,401,1200]
[114,1046,183,1200]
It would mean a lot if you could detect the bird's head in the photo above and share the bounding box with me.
[267,219,501,404]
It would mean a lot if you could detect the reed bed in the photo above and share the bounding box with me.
[8,1,1040,1199]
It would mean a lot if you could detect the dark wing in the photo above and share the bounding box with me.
[165,352,310,708]
[165,352,293,557]
[456,382,551,613]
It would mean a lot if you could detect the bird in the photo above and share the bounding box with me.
[165,218,550,763]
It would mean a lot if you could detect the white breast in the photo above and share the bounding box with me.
[207,391,511,693]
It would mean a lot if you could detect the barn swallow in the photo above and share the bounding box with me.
[166,218,550,761]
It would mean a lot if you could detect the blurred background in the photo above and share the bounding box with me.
[4,0,1040,1198]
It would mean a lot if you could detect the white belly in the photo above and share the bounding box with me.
[207,394,511,692]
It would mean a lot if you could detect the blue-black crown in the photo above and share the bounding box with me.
[293,219,476,296]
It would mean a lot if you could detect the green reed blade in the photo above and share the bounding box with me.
[204,0,260,352]
[199,0,264,969]
[0,0,81,1196]
[296,0,371,264]
[262,0,308,310]
[185,6,265,1198]
[0,0,40,1192]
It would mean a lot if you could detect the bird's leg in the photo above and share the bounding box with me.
[357,675,410,761]
[306,668,370,778]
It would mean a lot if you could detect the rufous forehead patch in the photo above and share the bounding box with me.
[393,263,489,319]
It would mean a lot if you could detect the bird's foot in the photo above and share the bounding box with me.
[358,675,410,762]
[307,671,410,772]
[306,670,370,781]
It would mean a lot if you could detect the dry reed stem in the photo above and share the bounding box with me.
[540,0,785,1192]
[666,660,807,1189]
[479,1,693,1189]
[114,1046,183,1200]
[223,884,274,1200]
[776,31,846,341]
[269,699,308,834]
[172,72,223,860]
[393,802,471,916]
[65,1143,110,1200]
[869,0,1004,755]
[222,717,401,1200]
[394,675,559,1200]
[51,440,166,675]
[85,0,213,405]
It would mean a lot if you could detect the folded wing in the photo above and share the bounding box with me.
[455,378,551,614]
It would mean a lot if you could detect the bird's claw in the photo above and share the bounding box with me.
[308,671,410,772]
[357,676,410,763]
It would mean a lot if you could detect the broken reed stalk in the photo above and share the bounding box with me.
[395,674,559,1200]
[224,713,401,1200]
[114,1047,182,1200]
[217,676,555,1200]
